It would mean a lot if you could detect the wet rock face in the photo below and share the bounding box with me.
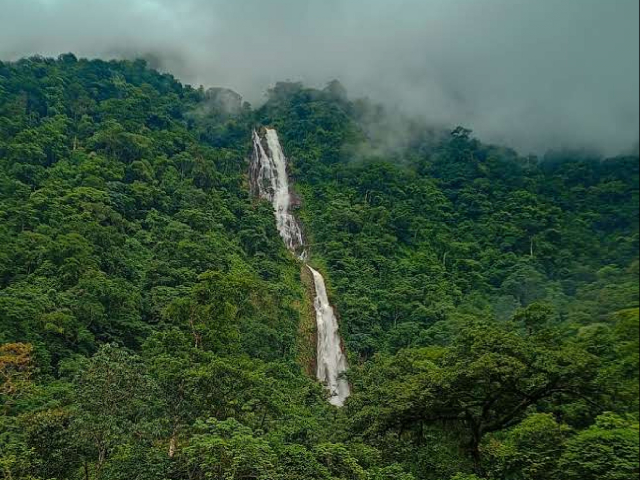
[205,88,243,115]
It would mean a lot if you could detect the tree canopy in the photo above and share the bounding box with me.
[0,57,637,479]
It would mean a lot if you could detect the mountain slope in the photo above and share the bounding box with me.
[258,82,638,357]
[0,57,638,480]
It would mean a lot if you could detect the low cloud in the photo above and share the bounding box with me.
[1,0,638,155]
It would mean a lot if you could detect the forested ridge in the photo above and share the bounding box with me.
[0,56,638,480]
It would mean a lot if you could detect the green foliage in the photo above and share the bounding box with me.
[99,445,171,480]
[484,414,571,480]
[346,321,599,477]
[184,419,280,480]
[262,88,638,360]
[0,58,637,480]
[558,414,639,480]
[256,79,638,478]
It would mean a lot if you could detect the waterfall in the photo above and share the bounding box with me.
[251,129,305,255]
[250,128,351,406]
[309,266,351,407]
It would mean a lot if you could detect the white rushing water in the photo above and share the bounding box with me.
[309,266,351,407]
[251,128,351,406]
[251,129,304,254]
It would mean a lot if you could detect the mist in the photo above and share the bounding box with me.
[1,0,638,156]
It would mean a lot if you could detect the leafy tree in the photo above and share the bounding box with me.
[183,419,280,480]
[348,321,598,474]
[0,343,34,413]
[70,345,161,475]
[558,414,640,480]
[483,414,571,480]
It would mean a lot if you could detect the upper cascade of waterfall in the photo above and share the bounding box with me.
[250,127,350,406]
[250,128,305,256]
[309,266,351,407]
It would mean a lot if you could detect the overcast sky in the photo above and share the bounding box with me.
[0,0,638,155]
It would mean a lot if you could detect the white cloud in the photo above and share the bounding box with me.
[0,0,638,155]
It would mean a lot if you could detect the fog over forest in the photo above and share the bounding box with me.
[1,0,638,155]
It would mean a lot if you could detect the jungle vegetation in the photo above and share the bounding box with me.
[0,56,638,480]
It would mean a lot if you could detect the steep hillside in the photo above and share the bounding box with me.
[0,57,638,480]
[259,82,639,357]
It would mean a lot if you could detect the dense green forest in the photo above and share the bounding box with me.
[0,56,638,479]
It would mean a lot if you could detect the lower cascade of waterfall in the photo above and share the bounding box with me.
[309,266,351,407]
[250,128,351,406]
